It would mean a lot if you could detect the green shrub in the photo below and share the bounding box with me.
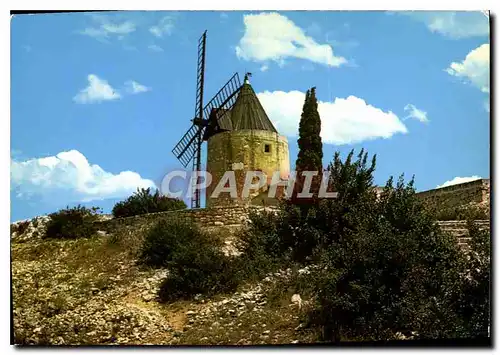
[454,220,490,338]
[236,208,287,280]
[112,187,186,218]
[244,148,490,341]
[308,176,451,340]
[44,205,101,240]
[139,218,240,302]
[307,168,491,341]
[138,218,217,267]
[158,243,239,302]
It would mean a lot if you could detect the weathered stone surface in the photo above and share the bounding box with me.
[437,219,490,249]
[206,130,290,208]
[415,178,490,212]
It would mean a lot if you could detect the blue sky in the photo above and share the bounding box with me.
[10,11,490,221]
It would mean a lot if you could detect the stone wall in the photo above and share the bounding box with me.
[97,206,248,231]
[206,129,290,208]
[415,179,490,211]
[93,205,488,252]
[94,205,278,238]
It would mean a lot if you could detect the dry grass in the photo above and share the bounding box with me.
[12,220,322,345]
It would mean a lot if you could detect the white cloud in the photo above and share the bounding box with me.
[73,74,120,104]
[403,11,489,39]
[79,15,136,42]
[257,91,408,145]
[404,104,429,123]
[260,64,269,72]
[11,150,156,202]
[446,43,490,93]
[124,80,150,94]
[436,176,482,189]
[236,12,347,68]
[148,44,164,52]
[149,15,175,38]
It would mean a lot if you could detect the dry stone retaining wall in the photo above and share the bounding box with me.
[94,205,278,238]
[415,179,490,211]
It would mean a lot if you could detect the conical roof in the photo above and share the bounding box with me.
[218,80,277,133]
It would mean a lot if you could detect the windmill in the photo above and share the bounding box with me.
[171,31,245,208]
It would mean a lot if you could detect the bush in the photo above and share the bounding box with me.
[138,218,217,268]
[310,175,471,341]
[138,218,240,302]
[305,161,491,341]
[44,205,101,240]
[454,220,490,338]
[243,148,490,341]
[112,188,186,218]
[236,208,289,280]
[158,244,239,302]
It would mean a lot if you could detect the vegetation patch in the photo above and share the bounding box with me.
[44,205,101,240]
[112,188,186,218]
[138,218,240,302]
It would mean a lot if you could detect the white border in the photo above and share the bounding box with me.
[3,1,497,354]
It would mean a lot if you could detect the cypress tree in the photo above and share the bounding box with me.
[293,87,324,204]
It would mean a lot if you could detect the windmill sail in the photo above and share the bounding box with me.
[203,73,241,119]
[203,73,242,140]
[171,124,205,168]
[170,30,244,208]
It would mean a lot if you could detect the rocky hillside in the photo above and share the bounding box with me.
[11,216,317,345]
[11,215,489,345]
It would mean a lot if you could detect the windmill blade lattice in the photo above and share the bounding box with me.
[203,73,242,120]
[170,30,244,208]
[171,124,205,168]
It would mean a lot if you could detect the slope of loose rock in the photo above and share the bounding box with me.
[11,216,316,345]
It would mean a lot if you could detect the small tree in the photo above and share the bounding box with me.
[314,149,377,247]
[293,87,323,206]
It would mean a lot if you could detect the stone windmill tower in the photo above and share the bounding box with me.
[172,31,290,208]
[205,74,290,207]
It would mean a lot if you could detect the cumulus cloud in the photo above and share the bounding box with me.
[149,15,175,38]
[148,44,164,52]
[402,11,489,39]
[446,43,490,93]
[11,150,156,202]
[79,14,136,42]
[236,12,347,68]
[404,104,429,123]
[73,74,120,104]
[257,91,408,145]
[124,80,150,94]
[436,176,482,189]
